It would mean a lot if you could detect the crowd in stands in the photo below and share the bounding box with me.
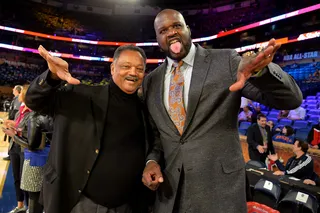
[1,0,315,42]
[239,95,320,150]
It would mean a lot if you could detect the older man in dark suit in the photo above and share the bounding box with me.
[25,45,151,213]
[142,9,302,213]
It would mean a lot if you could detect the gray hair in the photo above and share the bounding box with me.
[113,45,147,67]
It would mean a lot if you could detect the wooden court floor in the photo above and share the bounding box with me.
[0,112,10,198]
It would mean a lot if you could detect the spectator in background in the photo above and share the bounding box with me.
[278,110,289,119]
[268,140,314,180]
[307,120,320,149]
[287,106,306,120]
[3,85,22,161]
[240,97,252,109]
[247,114,275,164]
[251,105,261,123]
[8,85,22,120]
[272,125,295,144]
[2,85,31,213]
[238,106,253,122]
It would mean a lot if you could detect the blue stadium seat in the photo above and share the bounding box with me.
[261,111,269,116]
[306,96,316,100]
[307,105,317,110]
[268,112,278,118]
[277,190,319,213]
[239,122,251,135]
[301,104,307,108]
[267,117,278,125]
[308,115,320,122]
[292,120,308,129]
[306,100,317,104]
[260,105,268,111]
[308,110,320,116]
[278,119,293,126]
[295,128,311,141]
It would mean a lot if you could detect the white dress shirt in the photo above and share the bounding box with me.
[287,107,306,120]
[163,43,196,112]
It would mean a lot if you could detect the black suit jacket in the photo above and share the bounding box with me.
[247,123,275,163]
[25,70,152,213]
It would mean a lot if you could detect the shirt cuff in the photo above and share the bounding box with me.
[146,160,158,166]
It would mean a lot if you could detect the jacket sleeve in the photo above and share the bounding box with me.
[247,125,259,150]
[13,114,43,151]
[285,155,313,178]
[25,70,63,116]
[229,50,303,110]
[13,135,29,149]
[143,76,164,165]
[275,159,287,171]
[25,70,88,117]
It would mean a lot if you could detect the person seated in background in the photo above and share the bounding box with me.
[238,106,252,122]
[307,120,320,149]
[287,106,306,120]
[268,140,314,180]
[272,126,295,144]
[278,110,289,119]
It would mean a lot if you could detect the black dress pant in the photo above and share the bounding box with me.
[9,143,29,204]
[29,192,43,213]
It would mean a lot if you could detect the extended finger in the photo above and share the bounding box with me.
[38,45,52,61]
[229,73,247,92]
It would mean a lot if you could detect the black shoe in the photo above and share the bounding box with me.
[3,156,10,161]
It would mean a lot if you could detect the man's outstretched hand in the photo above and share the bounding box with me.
[229,38,281,92]
[38,45,80,85]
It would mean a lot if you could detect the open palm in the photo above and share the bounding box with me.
[229,38,281,92]
[38,45,80,85]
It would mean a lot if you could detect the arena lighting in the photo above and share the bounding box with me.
[0,4,319,46]
[0,30,319,63]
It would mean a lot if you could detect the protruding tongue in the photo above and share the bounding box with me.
[170,42,182,54]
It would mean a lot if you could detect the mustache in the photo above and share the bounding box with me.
[125,76,139,82]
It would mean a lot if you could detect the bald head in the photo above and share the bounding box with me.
[154,9,192,61]
[154,9,186,30]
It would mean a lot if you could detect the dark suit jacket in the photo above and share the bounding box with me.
[25,71,151,213]
[247,123,275,162]
[143,45,302,213]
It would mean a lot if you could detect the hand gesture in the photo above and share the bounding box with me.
[38,45,80,85]
[268,153,279,162]
[229,38,281,91]
[273,171,284,176]
[142,161,164,191]
[257,145,265,154]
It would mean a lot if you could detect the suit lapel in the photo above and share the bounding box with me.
[91,85,109,140]
[154,61,180,134]
[183,45,211,135]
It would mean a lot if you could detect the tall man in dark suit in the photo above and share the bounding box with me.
[25,45,150,213]
[247,114,275,163]
[142,9,302,213]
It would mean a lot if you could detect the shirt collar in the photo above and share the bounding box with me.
[166,43,196,71]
